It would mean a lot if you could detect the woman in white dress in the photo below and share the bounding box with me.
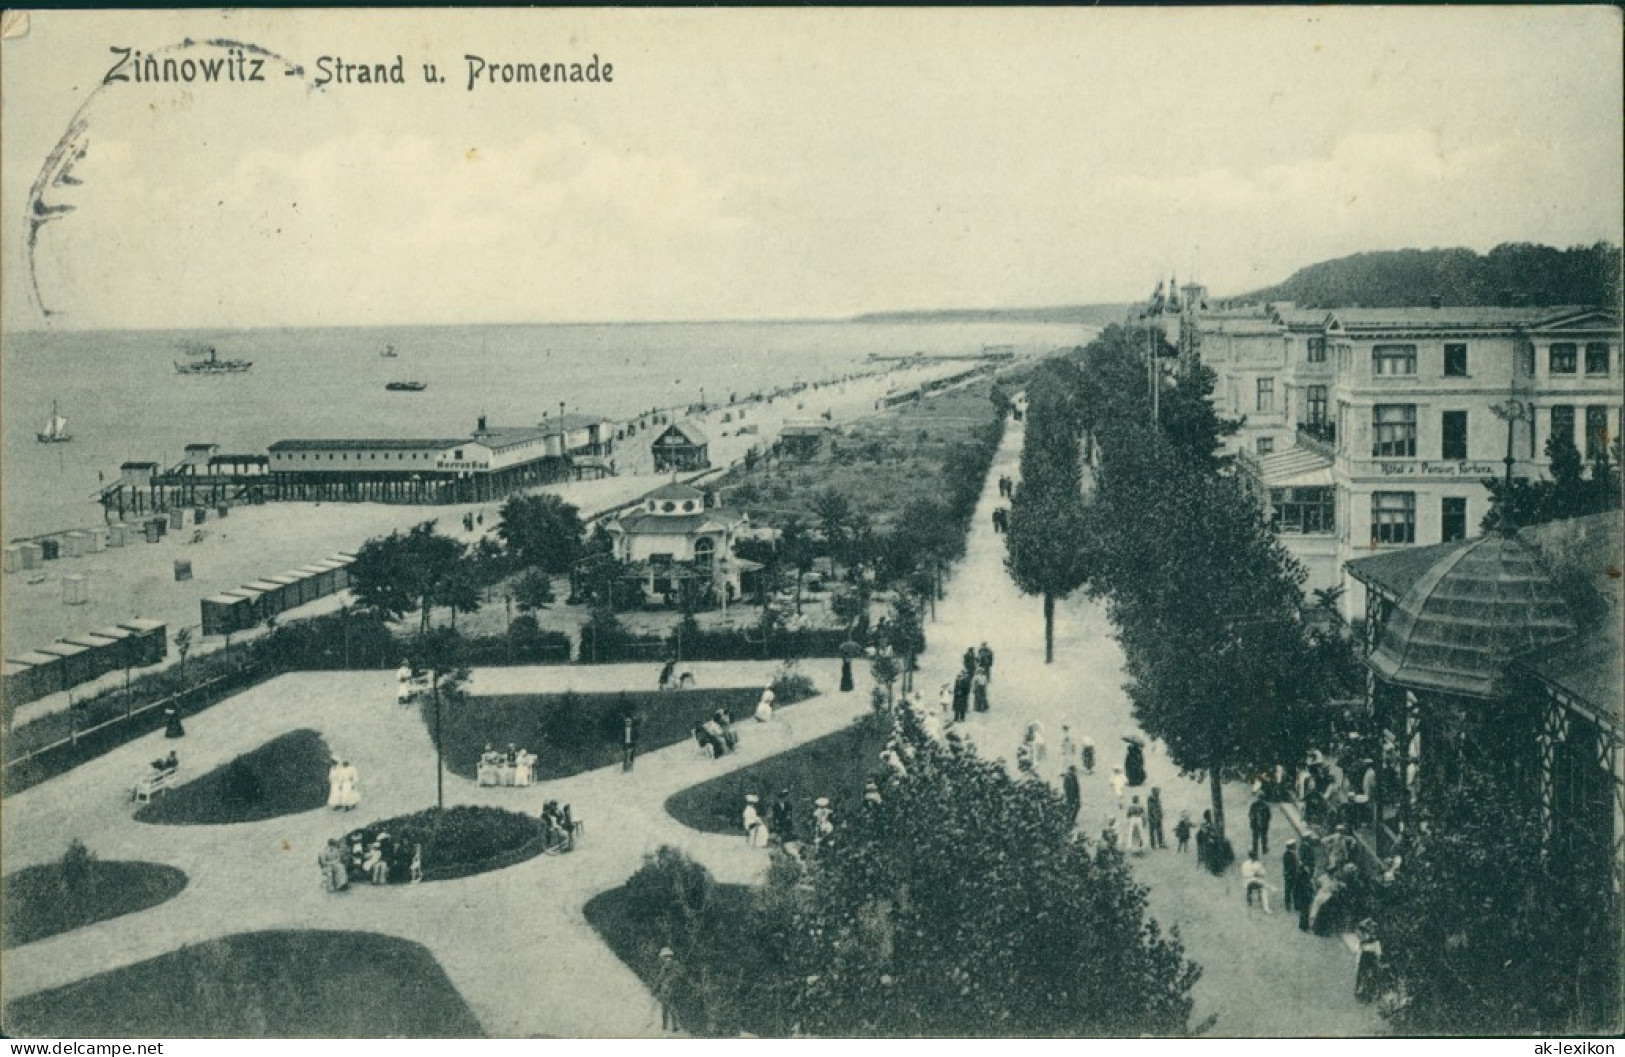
[743,794,769,847]
[326,758,343,810]
[337,759,360,810]
[754,689,775,723]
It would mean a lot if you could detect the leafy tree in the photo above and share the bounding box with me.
[868,652,900,706]
[1481,433,1623,534]
[830,582,870,637]
[512,568,556,613]
[1096,437,1317,835]
[779,515,814,613]
[1376,763,1621,1035]
[1004,485,1090,664]
[496,493,584,575]
[579,602,633,662]
[349,521,474,636]
[775,713,1200,1036]
[1072,327,1325,837]
[810,488,853,572]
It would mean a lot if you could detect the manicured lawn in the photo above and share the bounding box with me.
[2,859,188,950]
[664,717,888,838]
[585,882,781,1038]
[1,929,483,1038]
[429,687,777,781]
[135,728,332,826]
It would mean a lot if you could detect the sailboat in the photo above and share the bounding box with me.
[37,400,72,443]
[381,343,398,358]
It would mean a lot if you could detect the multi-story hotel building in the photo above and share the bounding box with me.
[1178,298,1621,618]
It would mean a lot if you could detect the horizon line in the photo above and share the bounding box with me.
[0,303,1134,336]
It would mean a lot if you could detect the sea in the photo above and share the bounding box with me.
[2,320,1088,541]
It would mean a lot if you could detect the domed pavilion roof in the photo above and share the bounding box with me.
[1369,534,1578,699]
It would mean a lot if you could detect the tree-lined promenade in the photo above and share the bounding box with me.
[1009,328,1359,841]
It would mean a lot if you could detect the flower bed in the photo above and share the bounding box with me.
[335,805,546,885]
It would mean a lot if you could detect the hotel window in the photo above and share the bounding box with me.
[1585,342,1611,375]
[1550,343,1578,375]
[1270,487,1335,535]
[1373,344,1416,376]
[1257,377,1275,412]
[1443,343,1468,377]
[1257,437,1275,455]
[1372,404,1417,457]
[1307,337,1327,363]
[1441,411,1468,460]
[1442,497,1468,543]
[1586,406,1610,459]
[1551,405,1576,448]
[1372,492,1416,546]
[1306,385,1328,425]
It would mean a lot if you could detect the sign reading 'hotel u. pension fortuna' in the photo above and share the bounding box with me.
[1374,460,1500,477]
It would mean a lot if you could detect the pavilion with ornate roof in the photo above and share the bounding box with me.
[1347,511,1622,882]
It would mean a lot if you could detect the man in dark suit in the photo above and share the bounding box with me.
[1282,839,1301,913]
[1248,792,1272,856]
[1062,765,1081,828]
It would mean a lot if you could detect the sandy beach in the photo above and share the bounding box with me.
[3,357,998,727]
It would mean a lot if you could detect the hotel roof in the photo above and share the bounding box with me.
[1326,306,1590,330]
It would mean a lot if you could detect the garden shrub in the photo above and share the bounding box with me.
[3,843,188,949]
[768,663,817,705]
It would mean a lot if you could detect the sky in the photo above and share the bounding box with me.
[2,7,1621,329]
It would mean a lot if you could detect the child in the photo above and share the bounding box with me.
[1174,812,1193,853]
[410,844,423,884]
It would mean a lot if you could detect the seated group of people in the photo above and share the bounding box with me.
[540,800,578,852]
[320,829,422,892]
[477,743,537,787]
[132,752,180,798]
[693,708,738,758]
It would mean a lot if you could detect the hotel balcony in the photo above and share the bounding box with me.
[1297,420,1337,460]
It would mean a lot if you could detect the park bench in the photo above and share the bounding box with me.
[132,766,179,803]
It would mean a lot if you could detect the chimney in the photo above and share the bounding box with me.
[476,415,487,434]
[1428,294,1442,309]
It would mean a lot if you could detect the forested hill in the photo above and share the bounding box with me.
[1238,243,1622,309]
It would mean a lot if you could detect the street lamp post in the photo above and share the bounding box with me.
[1490,398,1529,533]
[432,667,444,810]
